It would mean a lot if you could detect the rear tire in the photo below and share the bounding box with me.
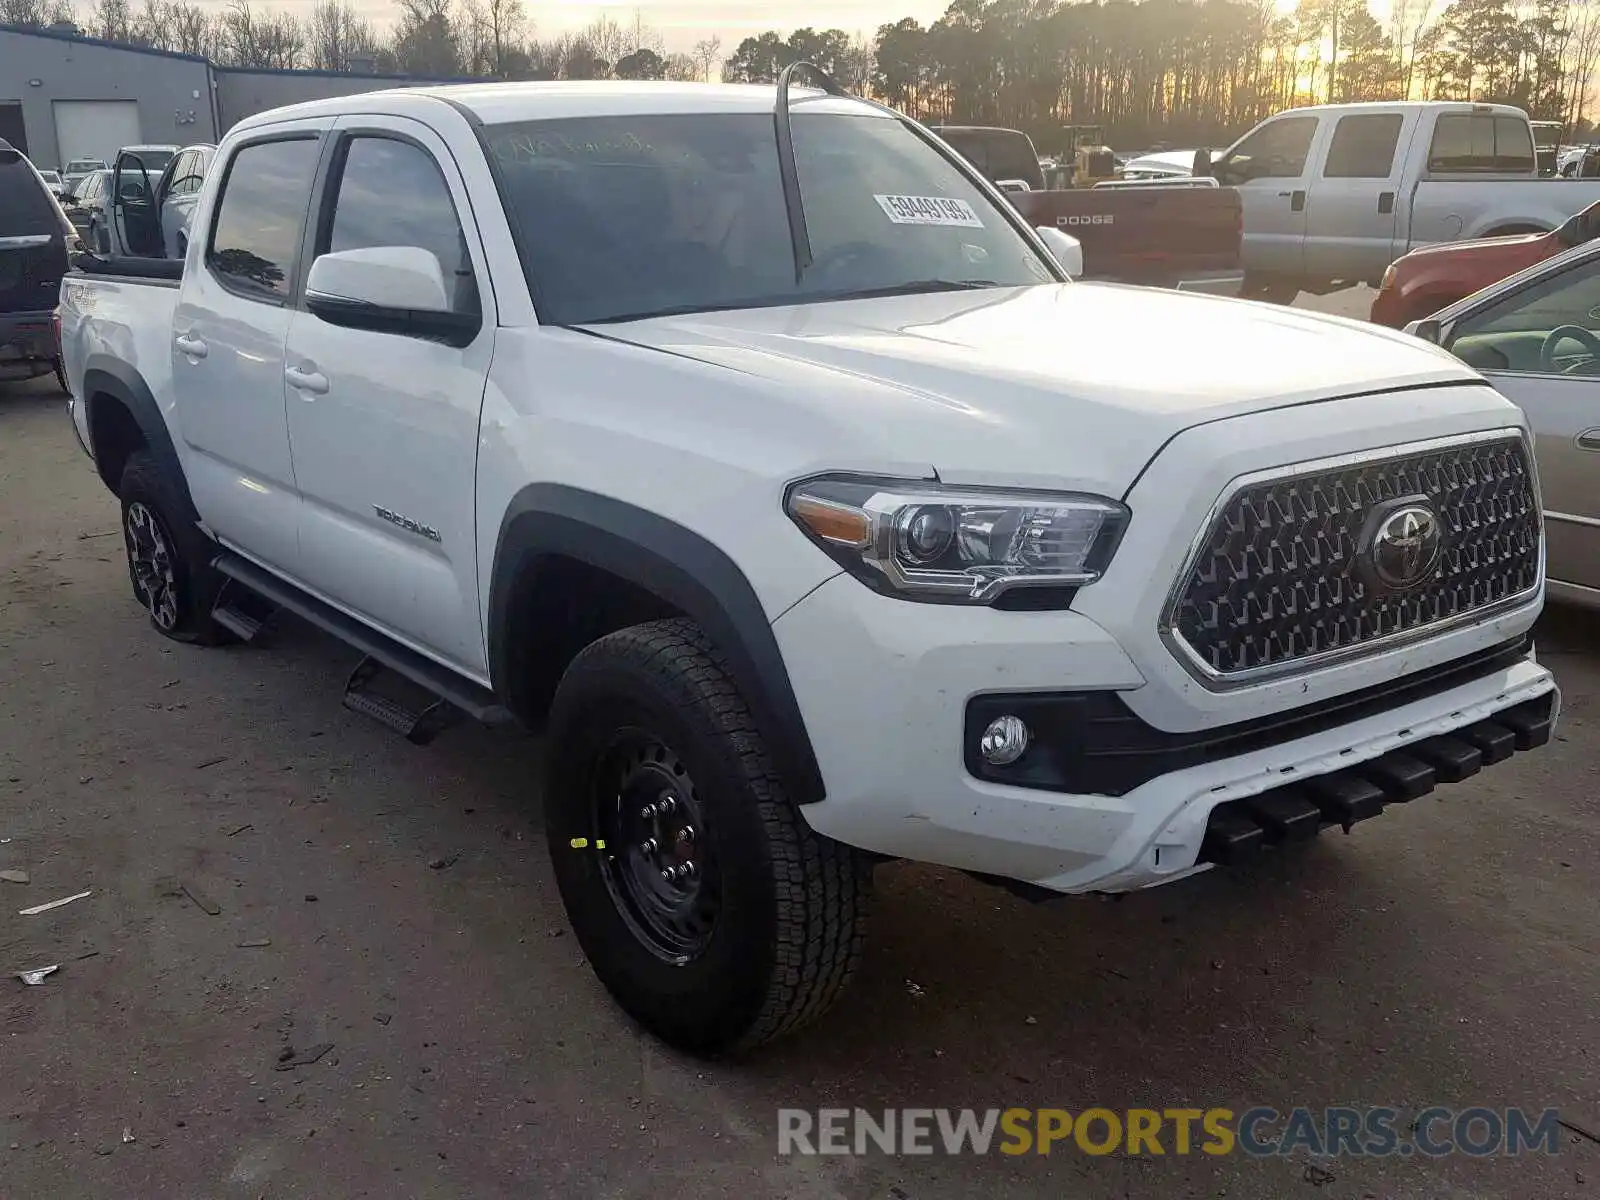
[118,450,232,645]
[544,618,870,1055]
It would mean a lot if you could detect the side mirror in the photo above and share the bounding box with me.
[305,246,477,347]
[1408,317,1444,345]
[1035,226,1083,277]
[1191,148,1212,178]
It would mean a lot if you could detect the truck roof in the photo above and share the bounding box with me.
[232,81,883,133]
[1269,100,1529,119]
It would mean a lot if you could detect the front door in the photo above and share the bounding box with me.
[1441,248,1600,593]
[283,116,494,676]
[1215,113,1322,279]
[169,126,328,575]
[112,149,168,258]
[1303,111,1418,285]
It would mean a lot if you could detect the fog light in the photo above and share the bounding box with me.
[979,715,1030,765]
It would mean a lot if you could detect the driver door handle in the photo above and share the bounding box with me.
[173,332,207,359]
[285,365,329,395]
[1577,428,1600,451]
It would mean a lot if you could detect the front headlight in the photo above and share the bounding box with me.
[785,475,1128,605]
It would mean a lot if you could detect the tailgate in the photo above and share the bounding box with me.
[0,235,68,314]
[1013,186,1241,284]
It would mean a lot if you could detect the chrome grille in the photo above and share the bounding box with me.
[1165,434,1541,682]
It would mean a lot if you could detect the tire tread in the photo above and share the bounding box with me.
[563,617,869,1051]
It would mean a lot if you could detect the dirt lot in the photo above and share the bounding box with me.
[1,345,1597,1198]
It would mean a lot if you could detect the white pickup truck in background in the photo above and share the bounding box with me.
[58,76,1558,1055]
[1209,101,1600,301]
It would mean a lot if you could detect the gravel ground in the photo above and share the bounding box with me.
[1,313,1596,1199]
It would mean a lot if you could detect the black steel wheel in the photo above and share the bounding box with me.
[545,618,871,1055]
[593,733,719,963]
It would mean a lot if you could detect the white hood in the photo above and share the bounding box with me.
[593,283,1484,495]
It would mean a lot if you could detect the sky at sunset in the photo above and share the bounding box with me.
[298,0,955,52]
[268,0,1385,56]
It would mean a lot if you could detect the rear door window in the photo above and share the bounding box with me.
[1323,114,1404,178]
[206,137,321,300]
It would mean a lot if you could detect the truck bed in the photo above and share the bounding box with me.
[1012,185,1242,290]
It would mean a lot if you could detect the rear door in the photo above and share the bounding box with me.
[282,116,494,674]
[170,122,330,576]
[1214,113,1323,278]
[1437,245,1600,592]
[1303,110,1417,284]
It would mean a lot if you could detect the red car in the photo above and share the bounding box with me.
[1371,201,1600,326]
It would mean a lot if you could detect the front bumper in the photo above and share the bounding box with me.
[775,572,1557,895]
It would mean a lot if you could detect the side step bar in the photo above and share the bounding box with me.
[211,551,513,730]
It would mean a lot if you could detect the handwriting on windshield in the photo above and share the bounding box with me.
[492,131,655,165]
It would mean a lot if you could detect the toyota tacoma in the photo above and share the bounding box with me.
[59,74,1557,1055]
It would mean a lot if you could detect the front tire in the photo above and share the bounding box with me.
[118,450,231,644]
[545,618,870,1055]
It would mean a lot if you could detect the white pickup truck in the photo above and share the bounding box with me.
[1210,100,1600,301]
[59,78,1558,1054]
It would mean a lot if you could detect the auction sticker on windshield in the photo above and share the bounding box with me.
[876,195,985,228]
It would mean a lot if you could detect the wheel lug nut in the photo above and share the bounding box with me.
[640,803,657,818]
[660,865,680,882]
[679,861,698,881]
[640,838,658,856]
[676,826,695,845]
[658,795,678,814]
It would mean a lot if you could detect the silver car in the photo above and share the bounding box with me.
[1411,238,1600,608]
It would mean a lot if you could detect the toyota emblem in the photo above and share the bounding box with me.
[1367,502,1443,592]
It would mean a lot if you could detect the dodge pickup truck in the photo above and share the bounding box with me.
[60,75,1558,1054]
[1210,100,1600,301]
[930,124,1244,293]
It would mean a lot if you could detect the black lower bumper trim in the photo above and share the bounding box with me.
[1199,690,1554,867]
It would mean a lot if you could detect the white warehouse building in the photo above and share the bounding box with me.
[0,21,472,170]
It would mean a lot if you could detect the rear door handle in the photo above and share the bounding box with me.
[285,366,329,395]
[1577,427,1600,451]
[173,332,207,359]
[1378,191,1396,215]
[1278,189,1307,212]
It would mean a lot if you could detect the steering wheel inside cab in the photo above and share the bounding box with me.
[1539,324,1600,375]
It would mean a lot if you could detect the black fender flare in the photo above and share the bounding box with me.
[489,484,826,806]
[82,356,198,522]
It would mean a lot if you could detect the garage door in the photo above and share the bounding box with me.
[52,100,141,169]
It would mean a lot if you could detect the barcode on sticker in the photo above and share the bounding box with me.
[875,195,984,228]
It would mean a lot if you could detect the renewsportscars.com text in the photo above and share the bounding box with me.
[777,1106,1564,1158]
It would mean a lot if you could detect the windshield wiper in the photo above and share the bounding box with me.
[826,279,1000,300]
[774,61,850,285]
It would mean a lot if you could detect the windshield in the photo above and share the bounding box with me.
[128,149,174,172]
[485,111,1054,325]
